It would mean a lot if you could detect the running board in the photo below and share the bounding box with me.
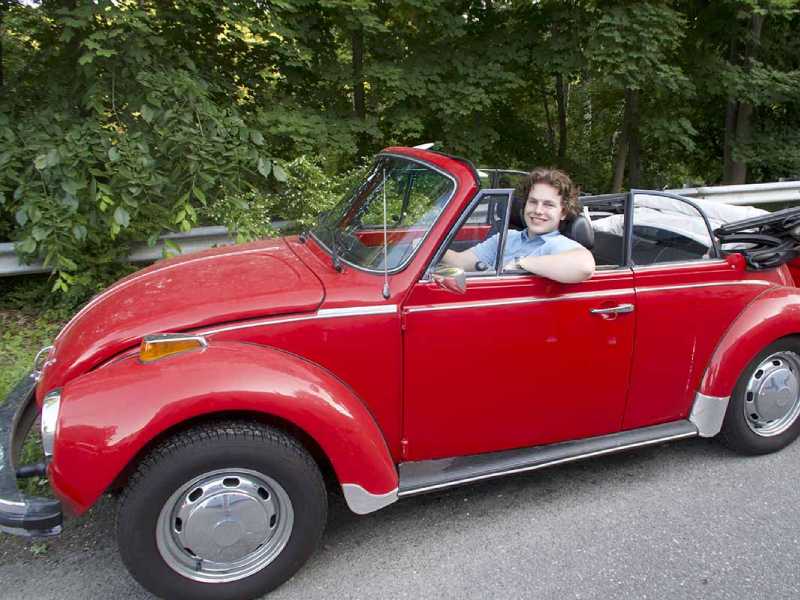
[398,420,698,497]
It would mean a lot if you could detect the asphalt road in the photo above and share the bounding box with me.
[1,436,799,600]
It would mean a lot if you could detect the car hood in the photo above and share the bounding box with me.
[41,237,324,391]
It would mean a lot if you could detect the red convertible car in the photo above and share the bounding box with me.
[3,146,800,600]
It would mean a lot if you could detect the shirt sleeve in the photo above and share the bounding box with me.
[544,234,583,255]
[470,232,500,267]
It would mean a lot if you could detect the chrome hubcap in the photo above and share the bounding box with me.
[744,351,800,437]
[156,468,294,583]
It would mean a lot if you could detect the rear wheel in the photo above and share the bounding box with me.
[117,421,327,600]
[720,339,800,455]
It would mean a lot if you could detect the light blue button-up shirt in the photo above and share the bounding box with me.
[472,229,582,268]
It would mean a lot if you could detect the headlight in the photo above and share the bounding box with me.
[41,389,61,458]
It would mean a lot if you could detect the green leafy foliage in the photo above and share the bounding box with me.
[204,155,370,241]
[0,1,284,294]
[1,0,798,299]
[0,276,75,496]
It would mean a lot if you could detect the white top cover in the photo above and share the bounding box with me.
[592,193,768,247]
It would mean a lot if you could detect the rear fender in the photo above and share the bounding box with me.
[700,286,800,399]
[49,341,398,516]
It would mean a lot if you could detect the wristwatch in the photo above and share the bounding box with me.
[514,256,524,271]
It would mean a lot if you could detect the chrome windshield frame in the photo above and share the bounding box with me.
[309,153,458,275]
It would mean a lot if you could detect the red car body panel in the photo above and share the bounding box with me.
[39,237,324,400]
[700,285,800,398]
[622,258,782,429]
[50,341,397,515]
[199,306,405,460]
[402,269,637,460]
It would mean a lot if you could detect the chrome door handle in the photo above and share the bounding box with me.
[590,303,635,316]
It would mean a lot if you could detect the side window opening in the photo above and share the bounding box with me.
[440,192,512,275]
[630,194,715,265]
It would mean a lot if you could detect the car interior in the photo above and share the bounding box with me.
[444,192,715,274]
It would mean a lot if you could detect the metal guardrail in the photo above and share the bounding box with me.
[0,221,294,277]
[666,180,800,206]
[2,180,800,277]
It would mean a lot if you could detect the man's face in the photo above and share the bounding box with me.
[524,182,565,236]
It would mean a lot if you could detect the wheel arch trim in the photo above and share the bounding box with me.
[342,484,399,514]
[689,392,730,437]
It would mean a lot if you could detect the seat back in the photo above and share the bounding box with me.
[560,214,594,250]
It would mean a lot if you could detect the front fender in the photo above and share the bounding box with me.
[700,286,800,398]
[49,341,398,515]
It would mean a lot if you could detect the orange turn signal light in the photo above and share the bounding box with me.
[139,334,207,363]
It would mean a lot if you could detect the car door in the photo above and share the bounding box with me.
[401,190,637,461]
[622,191,774,429]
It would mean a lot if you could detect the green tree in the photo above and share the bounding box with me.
[588,1,692,190]
[0,1,284,292]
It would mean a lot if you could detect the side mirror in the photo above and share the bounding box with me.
[431,266,467,294]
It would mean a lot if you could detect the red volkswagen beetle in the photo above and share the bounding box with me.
[3,147,800,599]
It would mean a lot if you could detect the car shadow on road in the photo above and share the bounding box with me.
[0,434,775,600]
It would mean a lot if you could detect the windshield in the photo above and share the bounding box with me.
[311,155,456,272]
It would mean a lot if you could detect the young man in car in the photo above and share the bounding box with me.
[442,167,595,283]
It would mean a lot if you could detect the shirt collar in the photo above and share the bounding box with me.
[520,229,561,242]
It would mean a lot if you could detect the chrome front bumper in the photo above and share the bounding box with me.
[0,373,62,537]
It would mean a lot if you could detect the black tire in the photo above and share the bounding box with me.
[116,420,327,600]
[719,338,800,455]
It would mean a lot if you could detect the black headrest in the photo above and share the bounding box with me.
[509,192,526,230]
[559,214,594,250]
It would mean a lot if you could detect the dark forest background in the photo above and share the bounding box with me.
[1,0,798,293]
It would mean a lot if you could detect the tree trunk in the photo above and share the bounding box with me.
[542,91,555,152]
[723,99,738,183]
[611,88,640,192]
[0,7,4,94]
[351,25,367,157]
[722,13,764,184]
[728,101,753,184]
[352,26,365,121]
[555,72,568,161]
[626,88,641,187]
[0,1,12,94]
[611,130,628,193]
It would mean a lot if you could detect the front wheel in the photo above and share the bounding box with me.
[720,339,800,455]
[117,421,327,600]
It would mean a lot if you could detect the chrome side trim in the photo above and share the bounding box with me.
[398,421,698,497]
[689,392,730,437]
[406,280,768,315]
[420,265,633,284]
[317,305,398,318]
[342,484,399,515]
[202,314,321,335]
[633,259,728,271]
[142,333,209,347]
[636,280,771,293]
[405,288,634,314]
[201,304,398,336]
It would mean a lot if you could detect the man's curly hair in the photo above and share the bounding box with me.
[514,167,581,219]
